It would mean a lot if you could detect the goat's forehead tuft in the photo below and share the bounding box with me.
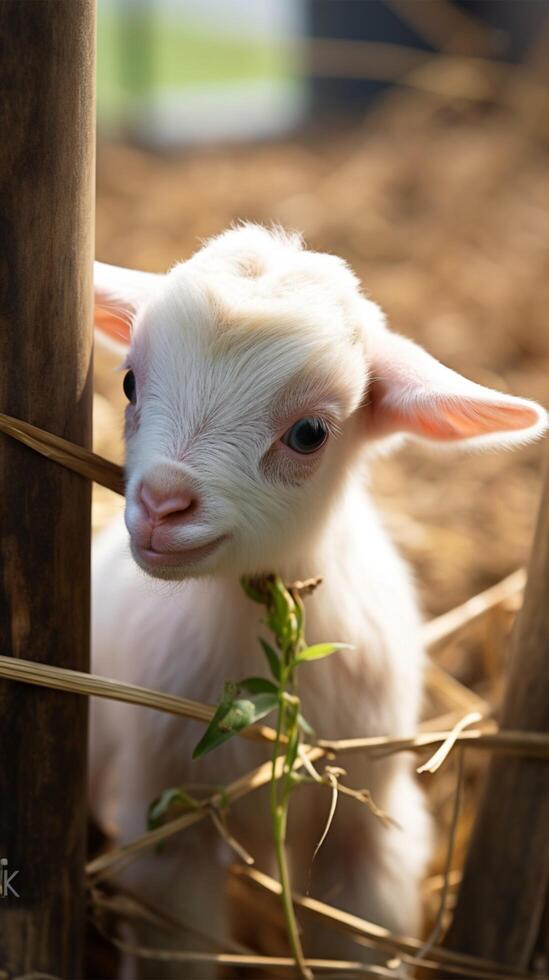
[187,222,361,298]
[194,222,305,266]
[146,223,366,347]
[129,225,374,420]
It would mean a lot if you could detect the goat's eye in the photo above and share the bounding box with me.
[281,417,328,454]
[123,370,136,404]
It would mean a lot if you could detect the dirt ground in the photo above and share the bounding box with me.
[92,83,549,960]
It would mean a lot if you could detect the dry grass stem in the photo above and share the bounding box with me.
[0,654,275,742]
[417,712,482,774]
[423,869,462,896]
[413,749,465,966]
[422,568,526,650]
[0,411,125,496]
[3,649,546,882]
[93,916,400,977]
[90,885,252,955]
[327,782,396,830]
[318,727,549,760]
[420,708,484,733]
[86,747,325,880]
[3,657,547,763]
[298,745,324,782]
[208,807,255,866]
[232,867,536,980]
[311,769,340,864]
[424,661,490,716]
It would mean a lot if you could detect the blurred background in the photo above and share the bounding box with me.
[92,0,549,954]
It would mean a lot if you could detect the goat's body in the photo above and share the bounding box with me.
[91,474,431,975]
[90,225,545,978]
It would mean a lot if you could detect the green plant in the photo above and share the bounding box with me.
[193,573,350,979]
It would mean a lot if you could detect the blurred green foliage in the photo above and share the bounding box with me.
[97,8,293,121]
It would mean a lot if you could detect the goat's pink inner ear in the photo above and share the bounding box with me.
[94,304,132,344]
[93,261,161,347]
[379,395,542,442]
[364,329,546,445]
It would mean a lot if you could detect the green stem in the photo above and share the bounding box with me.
[273,804,312,980]
[270,677,312,980]
[270,693,286,815]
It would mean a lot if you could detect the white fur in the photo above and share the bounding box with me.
[91,225,546,977]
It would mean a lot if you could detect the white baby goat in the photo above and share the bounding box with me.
[91,225,546,977]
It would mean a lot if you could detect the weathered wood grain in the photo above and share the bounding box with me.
[0,2,95,976]
[444,444,549,974]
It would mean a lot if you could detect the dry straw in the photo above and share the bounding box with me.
[0,413,545,979]
[0,411,125,495]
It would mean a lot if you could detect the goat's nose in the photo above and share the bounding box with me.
[139,482,197,524]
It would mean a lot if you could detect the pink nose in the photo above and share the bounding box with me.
[139,482,197,524]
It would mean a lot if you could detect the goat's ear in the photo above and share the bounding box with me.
[94,261,161,346]
[364,328,547,448]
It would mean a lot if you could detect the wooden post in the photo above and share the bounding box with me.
[444,445,549,973]
[0,3,95,977]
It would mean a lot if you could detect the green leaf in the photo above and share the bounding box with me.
[259,637,281,681]
[147,787,198,831]
[295,642,353,664]
[192,682,238,759]
[298,713,315,737]
[193,691,278,759]
[193,701,252,758]
[240,676,278,695]
[243,691,280,723]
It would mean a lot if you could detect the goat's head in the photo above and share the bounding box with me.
[95,224,547,580]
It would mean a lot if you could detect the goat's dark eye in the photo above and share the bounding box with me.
[123,370,136,404]
[282,417,328,454]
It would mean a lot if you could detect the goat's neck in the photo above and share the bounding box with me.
[220,470,377,593]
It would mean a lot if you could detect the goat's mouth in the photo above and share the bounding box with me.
[132,534,229,574]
